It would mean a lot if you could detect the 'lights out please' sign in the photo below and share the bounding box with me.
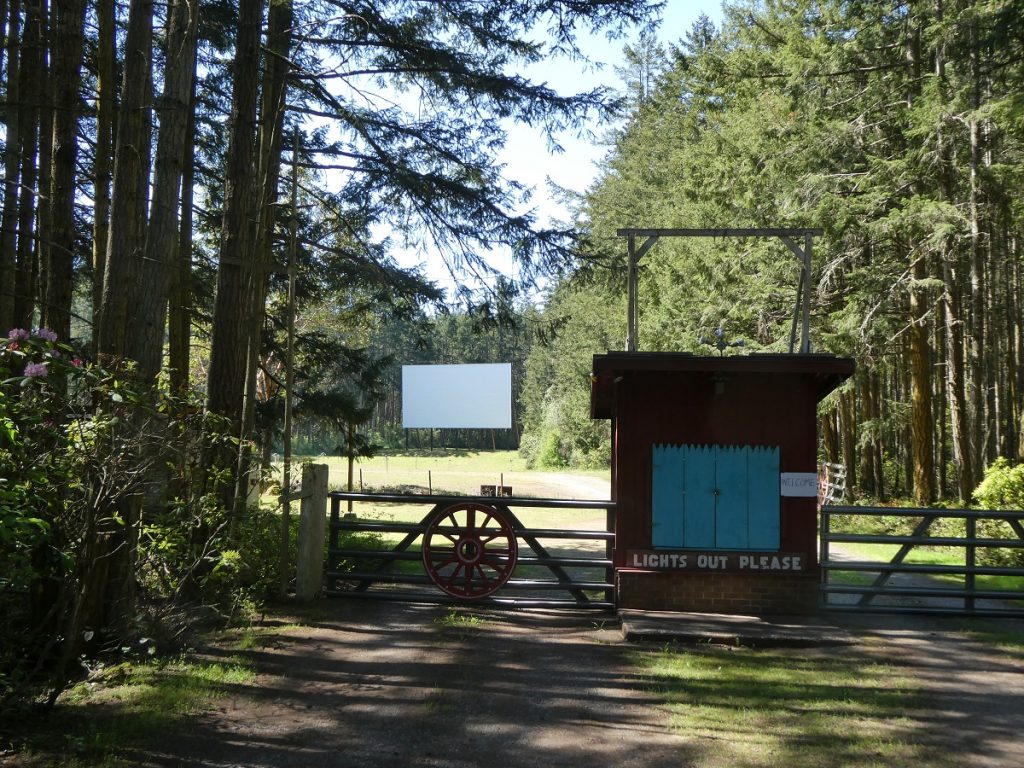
[627,550,806,572]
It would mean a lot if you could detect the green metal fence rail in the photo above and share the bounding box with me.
[820,504,1024,617]
[326,492,617,609]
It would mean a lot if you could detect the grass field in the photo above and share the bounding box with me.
[295,448,607,494]
[283,449,611,532]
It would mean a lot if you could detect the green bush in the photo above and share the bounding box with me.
[138,404,277,611]
[972,458,1024,568]
[974,458,1024,510]
[536,432,567,469]
[1,329,280,708]
[1,328,133,704]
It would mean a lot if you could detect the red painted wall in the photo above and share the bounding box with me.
[592,354,855,574]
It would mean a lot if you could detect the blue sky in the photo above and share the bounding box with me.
[507,2,724,225]
[391,1,725,299]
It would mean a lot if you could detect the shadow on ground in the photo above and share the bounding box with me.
[126,601,691,768]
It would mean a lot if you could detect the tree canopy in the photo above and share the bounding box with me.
[0,0,661,705]
[520,1,1024,504]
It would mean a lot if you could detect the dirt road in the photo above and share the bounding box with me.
[133,601,689,768]
[97,598,1021,768]
[830,612,1024,768]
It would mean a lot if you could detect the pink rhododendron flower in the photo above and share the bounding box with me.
[23,362,48,378]
[7,328,29,341]
[35,328,57,342]
[8,342,19,351]
[71,357,83,367]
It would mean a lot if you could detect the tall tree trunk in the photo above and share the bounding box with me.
[168,16,200,398]
[943,268,973,501]
[840,389,857,501]
[0,0,8,83]
[98,0,152,360]
[128,0,198,383]
[988,230,1001,460]
[43,0,86,341]
[12,0,41,328]
[966,20,985,480]
[909,254,935,503]
[205,0,264,496]
[91,0,153,638]
[933,310,948,498]
[933,0,973,501]
[235,0,293,514]
[0,0,21,331]
[858,370,876,497]
[35,0,52,328]
[871,370,885,501]
[1008,232,1021,460]
[821,408,839,465]
[90,0,116,348]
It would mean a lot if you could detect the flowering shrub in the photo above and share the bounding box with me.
[1,330,85,591]
[1,329,281,706]
[0,328,138,699]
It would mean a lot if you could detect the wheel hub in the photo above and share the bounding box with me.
[421,502,519,599]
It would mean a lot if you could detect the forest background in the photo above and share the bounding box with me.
[2,0,1024,709]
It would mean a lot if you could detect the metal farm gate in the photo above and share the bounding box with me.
[820,504,1024,617]
[325,492,616,609]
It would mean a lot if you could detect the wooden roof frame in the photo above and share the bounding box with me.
[616,227,824,354]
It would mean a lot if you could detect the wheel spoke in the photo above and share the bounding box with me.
[443,562,464,586]
[432,554,458,569]
[474,564,492,586]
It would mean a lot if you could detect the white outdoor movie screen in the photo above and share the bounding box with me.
[402,364,512,429]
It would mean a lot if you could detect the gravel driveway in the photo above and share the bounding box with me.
[100,597,1023,768]
[134,600,689,768]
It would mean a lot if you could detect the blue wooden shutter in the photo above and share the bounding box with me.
[651,444,685,547]
[650,443,780,551]
[746,445,780,549]
[714,445,748,549]
[683,444,717,548]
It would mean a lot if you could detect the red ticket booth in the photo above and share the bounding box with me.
[591,352,854,614]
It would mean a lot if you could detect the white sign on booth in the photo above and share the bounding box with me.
[780,472,819,497]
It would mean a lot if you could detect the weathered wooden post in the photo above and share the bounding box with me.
[296,463,329,601]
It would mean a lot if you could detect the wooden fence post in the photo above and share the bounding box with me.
[296,463,329,601]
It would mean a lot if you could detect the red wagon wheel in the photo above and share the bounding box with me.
[421,502,518,599]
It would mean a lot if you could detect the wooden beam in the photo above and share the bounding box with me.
[296,463,329,601]
[802,232,813,353]
[635,234,660,260]
[618,226,822,353]
[780,235,813,353]
[617,227,824,238]
[625,235,663,351]
[626,235,637,351]
[778,235,806,262]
